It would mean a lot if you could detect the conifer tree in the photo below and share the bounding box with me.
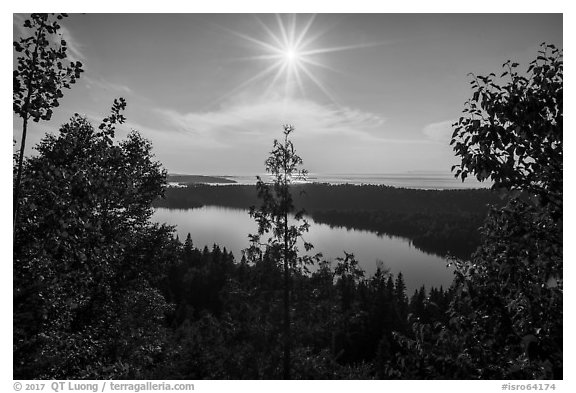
[394,272,407,306]
[246,124,319,379]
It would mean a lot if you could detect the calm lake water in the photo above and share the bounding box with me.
[153,206,455,294]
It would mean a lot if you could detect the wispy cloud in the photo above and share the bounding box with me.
[155,96,389,148]
[422,120,456,144]
[58,24,86,62]
[83,75,133,95]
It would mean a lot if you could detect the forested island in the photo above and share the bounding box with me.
[13,14,562,382]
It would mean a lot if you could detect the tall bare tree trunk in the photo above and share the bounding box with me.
[283,173,291,379]
[14,22,43,239]
[14,113,29,233]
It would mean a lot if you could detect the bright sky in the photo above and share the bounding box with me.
[12,13,562,175]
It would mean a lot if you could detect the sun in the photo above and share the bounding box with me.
[221,14,385,103]
[284,48,299,64]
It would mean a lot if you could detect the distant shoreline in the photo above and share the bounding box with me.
[167,174,237,185]
[167,172,491,190]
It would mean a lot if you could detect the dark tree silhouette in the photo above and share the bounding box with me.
[388,43,563,379]
[13,100,174,379]
[13,13,84,233]
[334,252,364,312]
[451,44,562,210]
[245,124,319,379]
[448,43,563,378]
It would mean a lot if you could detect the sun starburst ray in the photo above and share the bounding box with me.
[301,41,389,56]
[298,27,332,52]
[293,66,306,96]
[265,62,289,96]
[299,57,342,74]
[289,14,297,46]
[294,14,317,49]
[213,61,284,105]
[253,15,284,49]
[284,67,292,97]
[275,14,290,48]
[226,28,284,55]
[299,64,339,105]
[221,14,380,104]
[231,54,286,62]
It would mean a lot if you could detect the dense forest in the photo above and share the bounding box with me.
[155,240,453,378]
[153,183,502,258]
[13,14,562,381]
